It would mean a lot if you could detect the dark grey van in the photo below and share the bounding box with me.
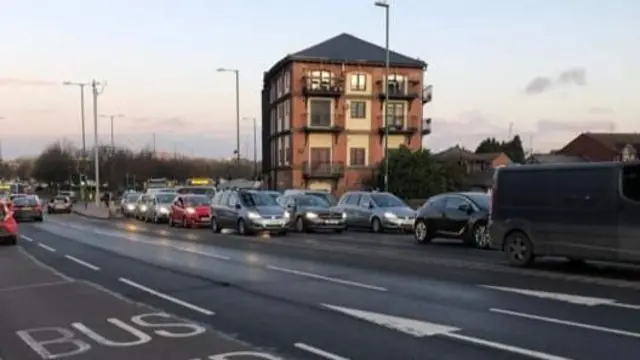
[489,161,640,267]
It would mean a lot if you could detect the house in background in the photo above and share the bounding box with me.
[558,133,640,162]
[525,153,587,164]
[433,146,512,191]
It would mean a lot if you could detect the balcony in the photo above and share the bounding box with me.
[421,118,432,136]
[302,76,344,97]
[422,85,433,104]
[301,161,345,180]
[377,86,420,101]
[377,116,418,135]
[300,113,344,145]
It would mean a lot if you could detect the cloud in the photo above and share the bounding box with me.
[523,67,587,95]
[588,106,615,115]
[0,78,57,86]
[130,116,193,130]
[427,110,516,151]
[524,77,553,95]
[536,118,614,133]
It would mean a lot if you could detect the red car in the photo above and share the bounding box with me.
[168,195,212,228]
[0,200,18,245]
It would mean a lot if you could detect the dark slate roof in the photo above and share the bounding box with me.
[433,146,483,161]
[526,153,587,164]
[582,133,640,153]
[265,33,427,79]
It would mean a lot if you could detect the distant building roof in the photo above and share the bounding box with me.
[433,146,505,162]
[526,153,587,164]
[579,133,640,153]
[264,33,427,79]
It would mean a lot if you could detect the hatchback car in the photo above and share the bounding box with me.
[280,194,346,232]
[11,195,44,222]
[142,192,176,223]
[0,200,18,245]
[210,189,289,235]
[337,191,415,232]
[413,192,491,248]
[120,192,141,217]
[47,195,73,214]
[168,194,212,228]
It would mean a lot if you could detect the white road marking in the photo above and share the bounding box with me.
[480,285,640,309]
[37,243,56,252]
[118,278,215,316]
[323,304,571,360]
[20,235,34,242]
[0,280,72,293]
[491,308,640,339]
[171,246,230,260]
[267,266,387,292]
[294,343,350,360]
[64,255,100,271]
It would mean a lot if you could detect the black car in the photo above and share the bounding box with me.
[413,192,490,248]
[47,195,73,214]
[12,195,44,222]
[280,194,346,233]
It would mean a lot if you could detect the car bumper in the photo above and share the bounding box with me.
[13,211,42,220]
[247,218,289,233]
[186,215,212,226]
[383,218,415,230]
[48,206,71,212]
[305,218,347,230]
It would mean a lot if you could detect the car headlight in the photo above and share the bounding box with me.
[247,211,261,219]
[383,212,397,219]
[140,205,148,211]
[126,204,135,210]
[342,212,347,219]
[283,211,290,219]
[305,212,318,219]
[185,207,195,214]
[159,207,169,213]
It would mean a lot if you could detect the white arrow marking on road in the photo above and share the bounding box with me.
[322,304,572,360]
[480,285,640,310]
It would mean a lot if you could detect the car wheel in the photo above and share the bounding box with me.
[472,222,491,249]
[237,219,247,235]
[37,217,43,222]
[8,236,17,246]
[211,217,221,233]
[413,219,431,244]
[334,229,344,234]
[182,217,188,228]
[504,231,534,267]
[371,217,382,233]
[295,217,306,232]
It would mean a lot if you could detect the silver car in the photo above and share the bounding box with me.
[142,193,176,223]
[210,189,290,236]
[134,194,153,220]
[120,192,141,217]
[337,191,416,233]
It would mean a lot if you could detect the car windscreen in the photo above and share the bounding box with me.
[14,197,38,206]
[240,191,278,206]
[465,193,490,210]
[54,196,69,202]
[371,193,406,207]
[156,194,175,203]
[296,195,330,207]
[179,187,215,195]
[126,194,140,201]
[184,196,210,206]
[306,192,336,205]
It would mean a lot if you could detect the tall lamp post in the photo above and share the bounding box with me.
[242,117,258,179]
[91,80,106,206]
[375,0,390,192]
[216,68,241,165]
[99,113,124,149]
[63,80,89,206]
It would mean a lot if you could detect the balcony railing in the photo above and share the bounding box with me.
[301,113,344,129]
[301,161,345,179]
[302,76,344,97]
[421,118,432,135]
[379,115,407,130]
[422,85,433,104]
[377,84,420,100]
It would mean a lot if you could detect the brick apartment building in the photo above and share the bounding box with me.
[261,33,432,193]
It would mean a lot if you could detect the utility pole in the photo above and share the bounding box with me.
[375,0,390,192]
[217,68,241,164]
[63,81,89,207]
[99,114,124,150]
[91,80,106,206]
[152,133,156,157]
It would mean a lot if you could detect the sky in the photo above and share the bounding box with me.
[1,0,638,159]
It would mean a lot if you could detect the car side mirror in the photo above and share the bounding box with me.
[458,204,472,214]
[235,203,241,210]
[368,202,375,209]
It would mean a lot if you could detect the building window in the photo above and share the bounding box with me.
[309,70,333,90]
[310,147,331,165]
[386,74,406,95]
[350,73,366,91]
[275,105,281,132]
[283,100,290,130]
[309,99,332,127]
[349,148,366,166]
[283,71,290,93]
[278,137,285,165]
[284,135,291,164]
[385,103,405,128]
[350,101,366,119]
[270,86,275,103]
[270,109,276,134]
[276,76,283,97]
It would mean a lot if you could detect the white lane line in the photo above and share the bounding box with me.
[20,235,34,242]
[266,265,387,292]
[294,343,351,360]
[118,278,215,316]
[491,308,640,339]
[37,243,56,252]
[609,302,640,311]
[64,255,100,271]
[444,332,572,360]
[171,246,231,260]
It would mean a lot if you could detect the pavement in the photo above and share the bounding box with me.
[73,203,118,219]
[5,213,640,360]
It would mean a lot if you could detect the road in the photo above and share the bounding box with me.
[2,214,640,360]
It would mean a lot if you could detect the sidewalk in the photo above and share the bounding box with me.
[72,202,120,220]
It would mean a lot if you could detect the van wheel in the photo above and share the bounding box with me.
[504,231,534,267]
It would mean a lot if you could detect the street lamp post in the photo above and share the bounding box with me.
[99,114,124,149]
[375,0,390,192]
[63,81,89,206]
[217,68,241,165]
[242,117,258,179]
[91,80,106,206]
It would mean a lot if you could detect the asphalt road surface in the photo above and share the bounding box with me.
[3,213,640,360]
